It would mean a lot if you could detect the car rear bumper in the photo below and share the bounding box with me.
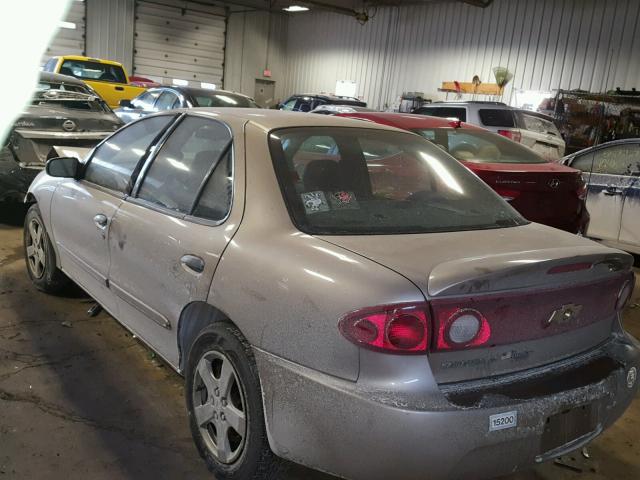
[255,333,639,480]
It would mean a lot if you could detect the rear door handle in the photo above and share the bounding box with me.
[180,254,205,273]
[604,186,623,196]
[93,214,108,229]
[115,86,124,91]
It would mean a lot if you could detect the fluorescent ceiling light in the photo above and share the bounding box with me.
[172,78,188,86]
[59,21,76,29]
[200,82,216,90]
[283,5,309,12]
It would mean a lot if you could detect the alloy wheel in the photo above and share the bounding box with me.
[26,218,46,279]
[192,350,247,464]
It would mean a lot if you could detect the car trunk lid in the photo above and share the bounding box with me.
[465,161,583,230]
[318,223,632,383]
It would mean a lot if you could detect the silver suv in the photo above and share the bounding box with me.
[414,102,566,161]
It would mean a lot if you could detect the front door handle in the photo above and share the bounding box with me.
[180,254,205,274]
[115,86,124,91]
[93,214,108,229]
[604,186,623,196]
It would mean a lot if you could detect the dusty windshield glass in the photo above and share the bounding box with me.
[269,127,526,235]
[414,128,547,164]
[193,93,259,108]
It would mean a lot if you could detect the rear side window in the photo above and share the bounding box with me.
[478,109,515,127]
[84,115,174,192]
[590,144,640,176]
[192,151,233,221]
[414,128,546,164]
[416,107,467,122]
[280,98,297,111]
[519,113,561,137]
[60,60,127,84]
[137,116,232,214]
[570,153,594,173]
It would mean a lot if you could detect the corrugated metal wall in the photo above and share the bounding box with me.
[284,0,640,109]
[225,11,288,101]
[43,0,86,65]
[86,0,135,72]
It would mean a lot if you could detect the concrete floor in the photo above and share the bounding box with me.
[1,206,639,480]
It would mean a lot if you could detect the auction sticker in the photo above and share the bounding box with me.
[489,411,517,432]
[301,191,330,214]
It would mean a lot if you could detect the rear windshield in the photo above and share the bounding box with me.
[269,127,526,235]
[415,107,467,122]
[478,109,515,127]
[60,60,127,84]
[193,93,259,108]
[414,128,547,164]
[32,90,110,113]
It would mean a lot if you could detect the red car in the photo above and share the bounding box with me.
[337,112,589,234]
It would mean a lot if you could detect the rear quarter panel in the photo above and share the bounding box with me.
[209,122,424,381]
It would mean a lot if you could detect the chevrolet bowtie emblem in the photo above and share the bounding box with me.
[545,303,583,327]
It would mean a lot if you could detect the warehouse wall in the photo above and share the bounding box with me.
[225,10,288,102]
[284,0,640,109]
[86,0,135,72]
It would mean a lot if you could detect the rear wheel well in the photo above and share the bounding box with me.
[177,301,240,373]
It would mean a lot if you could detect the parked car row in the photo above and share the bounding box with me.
[0,72,122,203]
[414,101,566,162]
[26,108,639,480]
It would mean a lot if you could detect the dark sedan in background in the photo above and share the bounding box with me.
[115,86,259,123]
[1,72,122,203]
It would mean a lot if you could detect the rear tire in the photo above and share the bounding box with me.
[185,322,284,480]
[23,203,69,293]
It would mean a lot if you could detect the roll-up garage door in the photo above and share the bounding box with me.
[133,0,226,87]
[42,0,86,65]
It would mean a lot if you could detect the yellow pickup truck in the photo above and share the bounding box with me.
[42,55,147,109]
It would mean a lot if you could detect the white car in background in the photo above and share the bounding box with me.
[563,139,640,253]
[413,102,566,161]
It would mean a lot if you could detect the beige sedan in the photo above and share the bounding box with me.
[24,109,639,480]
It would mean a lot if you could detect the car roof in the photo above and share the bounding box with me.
[428,101,508,106]
[161,108,404,132]
[38,71,87,86]
[333,112,485,131]
[294,93,361,101]
[564,138,640,159]
[150,86,253,99]
[55,55,124,67]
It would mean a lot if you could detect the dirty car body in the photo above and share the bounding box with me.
[26,109,639,480]
[1,72,122,202]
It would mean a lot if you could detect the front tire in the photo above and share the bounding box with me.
[185,322,283,480]
[23,204,69,293]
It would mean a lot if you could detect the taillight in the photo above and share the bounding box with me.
[577,179,588,200]
[339,303,429,354]
[434,307,491,351]
[497,129,521,143]
[616,275,636,311]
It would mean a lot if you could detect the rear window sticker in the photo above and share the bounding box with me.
[301,191,330,214]
[329,191,359,210]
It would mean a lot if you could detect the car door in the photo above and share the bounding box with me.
[570,144,637,243]
[106,114,242,366]
[616,143,640,249]
[50,115,176,313]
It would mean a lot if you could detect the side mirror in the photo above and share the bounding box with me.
[46,157,80,178]
[119,99,133,108]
